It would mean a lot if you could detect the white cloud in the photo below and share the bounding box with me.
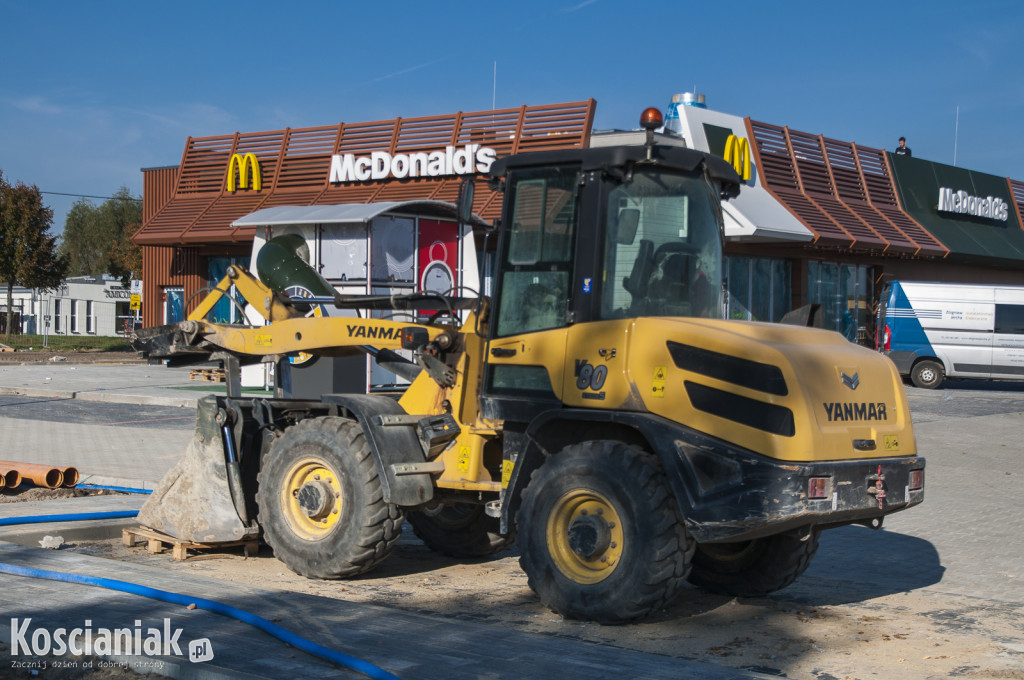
[561,0,599,13]
[12,95,62,115]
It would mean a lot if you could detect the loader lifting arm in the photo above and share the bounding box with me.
[132,264,463,374]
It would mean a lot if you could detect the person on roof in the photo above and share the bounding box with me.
[895,137,912,157]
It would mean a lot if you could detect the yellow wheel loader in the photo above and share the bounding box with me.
[133,109,924,623]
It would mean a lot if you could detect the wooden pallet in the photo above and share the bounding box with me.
[122,527,258,562]
[189,368,225,383]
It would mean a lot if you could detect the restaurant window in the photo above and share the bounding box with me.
[163,287,185,325]
[724,256,792,322]
[807,261,873,345]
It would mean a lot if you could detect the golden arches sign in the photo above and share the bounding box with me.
[227,153,262,192]
[723,134,751,181]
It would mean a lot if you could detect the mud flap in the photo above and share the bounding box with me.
[137,396,258,543]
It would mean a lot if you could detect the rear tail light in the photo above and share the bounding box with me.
[883,324,891,351]
[909,469,924,491]
[808,477,832,499]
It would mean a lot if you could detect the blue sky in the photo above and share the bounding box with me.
[2,0,1022,236]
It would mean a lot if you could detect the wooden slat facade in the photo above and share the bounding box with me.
[135,100,596,247]
[747,118,947,258]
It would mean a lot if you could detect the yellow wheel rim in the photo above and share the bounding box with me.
[281,457,343,540]
[546,489,624,584]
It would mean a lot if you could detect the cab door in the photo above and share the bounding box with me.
[480,164,580,424]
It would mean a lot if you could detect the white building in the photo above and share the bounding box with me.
[3,276,141,337]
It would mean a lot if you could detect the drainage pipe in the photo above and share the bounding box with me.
[61,467,80,487]
[0,461,63,488]
[0,562,401,680]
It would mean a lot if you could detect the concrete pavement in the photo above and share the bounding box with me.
[0,363,249,488]
[0,362,232,408]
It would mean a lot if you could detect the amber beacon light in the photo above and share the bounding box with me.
[640,107,663,130]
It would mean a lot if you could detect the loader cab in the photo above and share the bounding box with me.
[482,140,741,421]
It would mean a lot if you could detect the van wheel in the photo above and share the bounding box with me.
[911,360,944,389]
[516,441,693,624]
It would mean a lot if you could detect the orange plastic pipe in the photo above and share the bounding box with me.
[61,467,80,488]
[3,470,21,488]
[0,462,63,489]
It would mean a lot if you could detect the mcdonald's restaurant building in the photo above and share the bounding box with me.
[135,96,1024,346]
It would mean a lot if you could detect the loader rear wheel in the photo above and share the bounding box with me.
[687,528,820,597]
[407,503,513,558]
[516,441,693,624]
[256,416,403,579]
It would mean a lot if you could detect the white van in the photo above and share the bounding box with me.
[877,280,1024,388]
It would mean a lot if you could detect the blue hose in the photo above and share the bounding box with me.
[76,484,153,494]
[0,511,139,526]
[0,561,402,680]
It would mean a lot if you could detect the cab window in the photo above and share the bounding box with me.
[495,165,579,337]
[599,169,723,320]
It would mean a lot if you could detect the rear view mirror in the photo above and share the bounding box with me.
[457,179,475,225]
[616,208,640,244]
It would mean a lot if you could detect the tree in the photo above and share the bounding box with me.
[58,186,142,283]
[0,170,68,338]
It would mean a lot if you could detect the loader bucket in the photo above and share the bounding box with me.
[137,395,258,543]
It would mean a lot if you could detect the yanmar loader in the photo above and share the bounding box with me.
[133,108,925,623]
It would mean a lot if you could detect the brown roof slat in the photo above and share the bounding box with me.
[396,114,461,151]
[182,194,267,243]
[818,136,920,252]
[749,120,854,247]
[177,135,235,195]
[771,189,854,247]
[854,144,949,257]
[806,193,887,250]
[842,201,918,254]
[1008,178,1024,233]
[336,120,397,154]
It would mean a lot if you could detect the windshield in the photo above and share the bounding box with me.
[599,168,723,320]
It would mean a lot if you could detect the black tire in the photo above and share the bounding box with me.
[407,503,514,558]
[255,416,403,579]
[687,529,820,597]
[910,360,944,389]
[516,441,693,624]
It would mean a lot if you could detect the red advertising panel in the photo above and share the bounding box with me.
[418,220,459,295]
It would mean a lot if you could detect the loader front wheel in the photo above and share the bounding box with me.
[256,416,403,579]
[516,441,693,623]
[407,503,514,558]
[686,528,820,597]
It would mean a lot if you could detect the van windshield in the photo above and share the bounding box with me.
[599,169,723,320]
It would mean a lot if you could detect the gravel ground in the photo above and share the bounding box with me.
[0,350,141,365]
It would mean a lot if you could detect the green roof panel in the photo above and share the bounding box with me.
[889,154,1024,264]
